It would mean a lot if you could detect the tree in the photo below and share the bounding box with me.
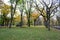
[56,11,60,26]
[9,0,19,28]
[0,15,3,26]
[57,16,60,26]
[31,10,40,26]
[17,0,25,27]
[18,0,34,27]
[34,0,59,31]
[25,0,33,27]
[1,4,10,26]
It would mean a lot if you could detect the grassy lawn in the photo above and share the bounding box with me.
[0,27,60,40]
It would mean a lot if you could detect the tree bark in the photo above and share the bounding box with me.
[34,19,36,26]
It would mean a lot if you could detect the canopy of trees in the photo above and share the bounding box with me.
[0,0,60,31]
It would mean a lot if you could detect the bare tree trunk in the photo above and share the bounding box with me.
[20,11,23,27]
[44,17,48,28]
[46,8,50,31]
[34,19,36,26]
[28,12,30,27]
[9,4,13,28]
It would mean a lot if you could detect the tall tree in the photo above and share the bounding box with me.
[25,0,33,27]
[18,0,33,27]
[17,0,25,27]
[9,0,19,28]
[1,4,10,26]
[34,0,59,31]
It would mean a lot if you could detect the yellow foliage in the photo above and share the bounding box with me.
[14,14,28,24]
[14,15,21,22]
[13,10,21,22]
[31,11,40,20]
[1,4,10,15]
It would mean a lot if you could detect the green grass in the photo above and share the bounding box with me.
[0,27,60,40]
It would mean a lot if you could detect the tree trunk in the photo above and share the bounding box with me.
[9,4,13,28]
[44,17,48,28]
[46,8,50,31]
[28,16,30,27]
[34,19,36,26]
[28,11,30,27]
[20,12,23,27]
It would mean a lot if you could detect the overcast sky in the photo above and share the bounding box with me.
[3,0,10,5]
